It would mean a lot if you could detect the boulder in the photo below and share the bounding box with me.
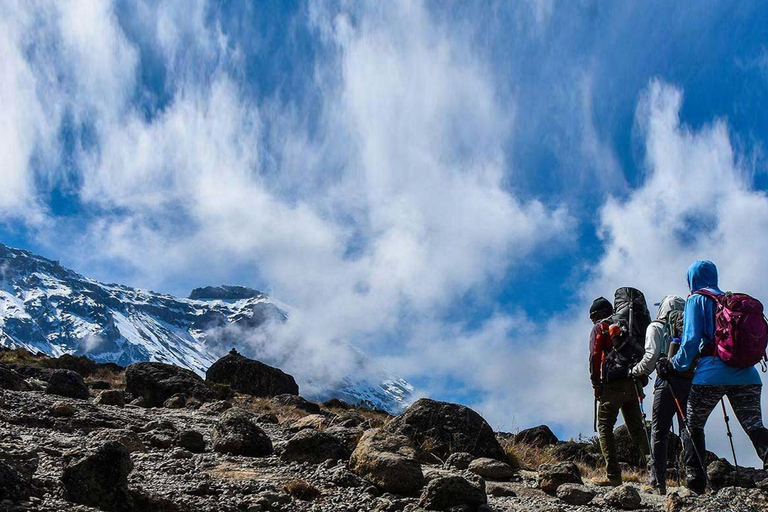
[614,423,675,468]
[206,349,299,397]
[604,484,642,510]
[556,483,595,505]
[486,482,517,497]
[468,458,514,480]
[514,425,559,448]
[349,428,425,496]
[281,429,349,463]
[418,474,487,511]
[707,458,753,490]
[537,462,582,492]
[88,429,146,453]
[550,441,601,466]
[0,459,33,502]
[176,430,206,453]
[50,400,76,417]
[445,452,474,470]
[46,369,90,399]
[324,425,364,453]
[256,412,279,424]
[271,394,321,414]
[211,408,273,457]
[0,364,31,391]
[384,398,504,460]
[94,389,125,407]
[163,393,186,409]
[125,362,211,407]
[61,441,134,512]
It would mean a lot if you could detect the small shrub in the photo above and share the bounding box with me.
[283,479,321,500]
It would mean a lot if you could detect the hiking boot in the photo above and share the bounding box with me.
[594,476,622,487]
[657,483,667,495]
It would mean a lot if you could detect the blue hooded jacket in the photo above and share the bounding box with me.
[670,260,762,385]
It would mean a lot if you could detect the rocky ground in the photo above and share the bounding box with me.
[1,350,768,512]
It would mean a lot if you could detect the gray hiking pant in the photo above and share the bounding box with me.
[649,374,691,488]
[684,384,768,487]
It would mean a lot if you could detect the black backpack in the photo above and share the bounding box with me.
[602,287,652,383]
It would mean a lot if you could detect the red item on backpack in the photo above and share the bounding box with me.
[695,289,768,368]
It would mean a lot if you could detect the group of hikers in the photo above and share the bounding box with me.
[588,260,768,495]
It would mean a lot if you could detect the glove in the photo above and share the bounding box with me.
[593,386,603,399]
[639,374,649,387]
[656,357,673,380]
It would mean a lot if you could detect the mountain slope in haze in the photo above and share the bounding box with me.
[0,243,413,412]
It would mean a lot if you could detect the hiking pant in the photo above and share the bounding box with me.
[685,384,768,487]
[598,378,651,479]
[649,374,692,488]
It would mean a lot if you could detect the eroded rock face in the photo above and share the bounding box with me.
[281,429,349,463]
[46,369,89,399]
[537,462,582,493]
[206,350,299,398]
[384,398,505,461]
[125,362,211,407]
[418,474,487,511]
[61,441,134,512]
[349,429,425,496]
[211,408,273,457]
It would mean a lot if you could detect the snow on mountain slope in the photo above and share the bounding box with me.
[0,243,413,412]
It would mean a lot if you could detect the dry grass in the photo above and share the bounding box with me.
[85,368,126,389]
[283,479,321,500]
[0,348,50,365]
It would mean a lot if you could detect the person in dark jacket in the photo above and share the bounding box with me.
[589,297,650,485]
[664,260,768,493]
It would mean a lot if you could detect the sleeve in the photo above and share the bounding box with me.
[670,296,705,371]
[589,324,601,387]
[631,323,661,377]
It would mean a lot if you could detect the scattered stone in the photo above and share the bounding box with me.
[206,349,299,397]
[556,483,595,505]
[327,466,368,488]
[176,429,206,453]
[94,389,125,407]
[446,452,474,470]
[271,394,321,414]
[537,462,582,492]
[125,361,211,407]
[256,412,279,424]
[211,407,273,457]
[170,447,194,459]
[486,482,517,497]
[61,441,134,512]
[46,369,89,399]
[163,393,186,409]
[514,425,559,447]
[89,429,146,453]
[349,429,425,496]
[418,474,487,511]
[143,419,177,432]
[290,413,331,431]
[144,432,174,449]
[0,460,33,502]
[604,484,642,510]
[384,398,505,460]
[50,400,76,417]
[185,397,203,409]
[281,429,349,463]
[468,458,514,480]
[199,400,232,415]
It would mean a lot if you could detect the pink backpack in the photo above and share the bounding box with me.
[696,289,768,368]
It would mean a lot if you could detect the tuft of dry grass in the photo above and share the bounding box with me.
[283,479,321,501]
[85,368,126,389]
[0,348,50,365]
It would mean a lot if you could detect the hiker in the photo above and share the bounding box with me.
[660,260,768,494]
[589,290,652,485]
[629,295,687,495]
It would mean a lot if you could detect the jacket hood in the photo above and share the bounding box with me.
[686,260,721,293]
[656,295,685,320]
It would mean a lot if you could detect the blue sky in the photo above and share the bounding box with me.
[3,0,768,464]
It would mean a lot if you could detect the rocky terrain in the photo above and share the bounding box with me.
[1,348,768,512]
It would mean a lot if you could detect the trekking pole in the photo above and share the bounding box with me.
[667,380,709,490]
[720,399,740,481]
[594,398,598,433]
[632,378,652,454]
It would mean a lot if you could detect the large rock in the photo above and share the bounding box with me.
[468,458,514,480]
[46,369,90,399]
[94,389,126,407]
[445,452,474,470]
[614,423,668,468]
[176,430,206,453]
[556,483,595,505]
[211,408,273,457]
[550,441,601,466]
[384,398,504,460]
[281,429,349,463]
[206,349,299,397]
[418,474,487,511]
[0,460,33,502]
[537,462,582,492]
[125,362,211,407]
[61,441,134,512]
[349,428,425,496]
[604,484,642,510]
[0,364,31,391]
[515,425,559,447]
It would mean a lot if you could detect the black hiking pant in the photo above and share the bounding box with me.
[685,384,768,489]
[649,374,692,488]
[598,378,650,479]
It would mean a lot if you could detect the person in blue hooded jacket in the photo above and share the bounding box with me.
[660,260,768,493]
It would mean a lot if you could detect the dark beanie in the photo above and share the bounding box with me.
[589,297,613,320]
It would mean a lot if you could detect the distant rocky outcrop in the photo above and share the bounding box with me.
[206,349,299,397]
[188,285,265,301]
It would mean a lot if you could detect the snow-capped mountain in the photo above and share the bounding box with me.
[0,243,413,412]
